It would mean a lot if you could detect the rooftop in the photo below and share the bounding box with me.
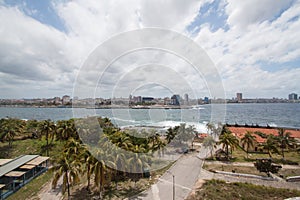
[228,127,300,143]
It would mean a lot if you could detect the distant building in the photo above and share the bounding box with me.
[184,94,189,105]
[142,97,154,103]
[204,97,209,104]
[133,96,142,103]
[237,93,243,102]
[171,94,180,105]
[54,97,61,105]
[288,93,298,100]
[62,95,71,105]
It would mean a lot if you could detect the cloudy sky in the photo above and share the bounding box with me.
[0,0,299,99]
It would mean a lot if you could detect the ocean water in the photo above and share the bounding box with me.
[0,103,299,132]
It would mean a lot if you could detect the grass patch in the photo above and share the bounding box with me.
[204,163,300,178]
[187,179,300,200]
[232,148,300,164]
[6,170,53,200]
[0,137,64,160]
[203,163,266,176]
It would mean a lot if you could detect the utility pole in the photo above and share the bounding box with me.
[172,174,175,200]
[167,171,175,200]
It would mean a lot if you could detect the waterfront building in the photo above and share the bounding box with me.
[184,94,189,105]
[62,95,71,105]
[288,93,298,100]
[142,97,154,103]
[171,94,180,105]
[237,93,243,102]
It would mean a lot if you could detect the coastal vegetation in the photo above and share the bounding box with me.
[0,117,196,199]
[206,124,299,164]
[0,118,299,199]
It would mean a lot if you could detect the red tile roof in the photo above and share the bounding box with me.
[197,133,208,138]
[228,127,300,143]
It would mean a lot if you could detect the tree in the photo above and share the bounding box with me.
[254,159,282,176]
[51,152,81,199]
[186,125,197,149]
[0,118,24,148]
[39,120,56,156]
[241,131,255,158]
[261,135,280,158]
[206,122,215,135]
[80,146,95,191]
[56,119,78,141]
[166,127,176,144]
[202,136,216,158]
[174,123,194,146]
[92,148,115,199]
[276,128,295,159]
[218,128,239,160]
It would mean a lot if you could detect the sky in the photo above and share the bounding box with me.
[0,0,299,99]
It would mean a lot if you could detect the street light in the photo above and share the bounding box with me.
[166,171,175,200]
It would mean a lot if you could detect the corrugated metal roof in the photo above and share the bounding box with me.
[0,159,12,166]
[0,155,38,177]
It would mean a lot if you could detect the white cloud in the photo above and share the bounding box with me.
[225,0,294,29]
[0,0,299,99]
[194,0,300,98]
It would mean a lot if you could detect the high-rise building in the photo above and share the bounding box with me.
[237,93,243,102]
[171,94,180,105]
[288,93,298,100]
[184,93,189,105]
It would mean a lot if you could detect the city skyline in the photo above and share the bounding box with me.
[1,92,299,102]
[0,1,299,99]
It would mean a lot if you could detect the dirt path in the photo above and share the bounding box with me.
[34,176,63,200]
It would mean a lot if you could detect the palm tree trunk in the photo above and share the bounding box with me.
[226,144,229,160]
[87,164,90,191]
[281,147,285,160]
[46,131,49,156]
[99,165,103,199]
[66,172,70,199]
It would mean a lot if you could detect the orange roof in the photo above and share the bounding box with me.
[198,133,208,138]
[228,127,300,143]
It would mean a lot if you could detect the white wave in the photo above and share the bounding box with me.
[268,122,278,127]
[111,117,136,123]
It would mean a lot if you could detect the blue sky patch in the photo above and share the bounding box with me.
[4,0,66,32]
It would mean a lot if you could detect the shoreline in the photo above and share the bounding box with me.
[0,101,299,109]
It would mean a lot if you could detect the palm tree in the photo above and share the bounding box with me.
[261,135,280,158]
[127,152,150,187]
[202,136,216,158]
[0,119,24,148]
[51,152,81,199]
[241,131,255,159]
[39,120,56,156]
[56,119,77,141]
[276,128,295,159]
[92,148,115,199]
[166,127,176,144]
[186,125,197,149]
[206,122,215,135]
[175,123,194,146]
[80,146,96,192]
[218,129,239,160]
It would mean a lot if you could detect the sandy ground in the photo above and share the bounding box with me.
[33,176,63,200]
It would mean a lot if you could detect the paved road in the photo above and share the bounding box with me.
[133,145,211,200]
[133,153,203,200]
